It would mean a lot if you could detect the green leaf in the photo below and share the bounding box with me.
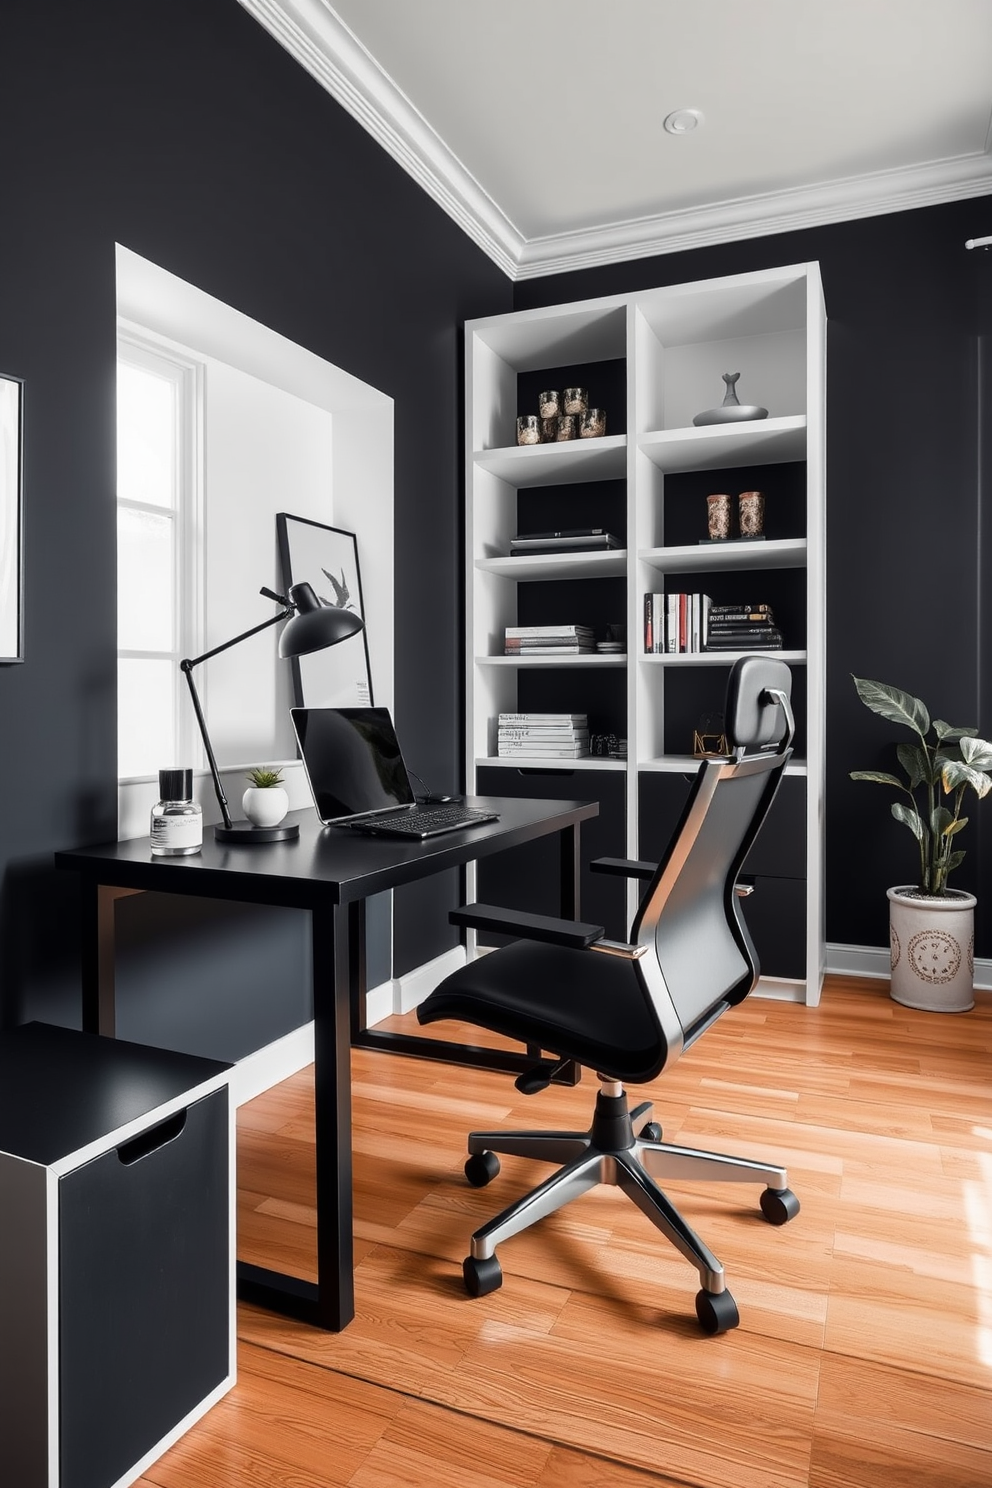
[896,742,928,788]
[945,850,966,873]
[850,770,904,787]
[934,721,978,742]
[852,676,929,737]
[891,801,924,840]
[941,760,992,798]
[931,805,953,836]
[960,735,992,770]
[944,816,969,837]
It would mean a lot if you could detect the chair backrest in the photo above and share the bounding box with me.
[631,657,794,1076]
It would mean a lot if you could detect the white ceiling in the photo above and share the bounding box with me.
[241,0,992,279]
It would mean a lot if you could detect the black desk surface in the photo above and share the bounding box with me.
[55,796,599,909]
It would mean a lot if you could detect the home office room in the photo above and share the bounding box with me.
[1,3,990,1486]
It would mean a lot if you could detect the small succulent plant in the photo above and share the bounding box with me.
[245,766,285,789]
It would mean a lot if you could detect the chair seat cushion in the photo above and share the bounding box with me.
[417,940,665,1082]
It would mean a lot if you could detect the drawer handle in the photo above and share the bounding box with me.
[117,1110,187,1165]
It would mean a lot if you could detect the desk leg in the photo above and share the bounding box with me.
[237,901,355,1331]
[80,883,142,1036]
[559,821,580,920]
[312,900,355,1330]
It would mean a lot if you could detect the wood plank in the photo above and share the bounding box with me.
[138,979,992,1488]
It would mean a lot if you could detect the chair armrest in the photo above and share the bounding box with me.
[449,902,605,949]
[735,875,756,898]
[589,856,658,881]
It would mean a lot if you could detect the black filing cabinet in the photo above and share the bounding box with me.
[638,769,807,979]
[0,1023,234,1488]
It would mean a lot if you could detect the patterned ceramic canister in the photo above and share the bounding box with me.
[738,489,765,537]
[706,492,732,541]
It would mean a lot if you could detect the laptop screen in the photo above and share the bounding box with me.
[291,706,417,824]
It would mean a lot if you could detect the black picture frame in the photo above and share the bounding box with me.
[0,373,24,664]
[276,512,374,708]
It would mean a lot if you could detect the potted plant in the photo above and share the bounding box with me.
[850,676,992,1011]
[243,767,289,829]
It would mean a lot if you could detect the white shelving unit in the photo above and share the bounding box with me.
[465,263,826,1004]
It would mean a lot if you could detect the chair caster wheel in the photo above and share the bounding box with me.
[639,1121,663,1142]
[465,1150,501,1187]
[694,1288,739,1335]
[760,1186,800,1225]
[463,1254,502,1297]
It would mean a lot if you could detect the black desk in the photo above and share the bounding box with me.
[55,795,597,1332]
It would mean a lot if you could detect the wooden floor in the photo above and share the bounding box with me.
[139,976,992,1488]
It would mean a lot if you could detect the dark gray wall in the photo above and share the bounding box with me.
[515,202,992,956]
[0,0,511,1034]
[2,0,990,1044]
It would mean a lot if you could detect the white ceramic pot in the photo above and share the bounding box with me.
[887,885,976,1012]
[242,786,289,829]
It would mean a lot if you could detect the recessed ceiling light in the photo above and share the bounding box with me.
[663,109,704,135]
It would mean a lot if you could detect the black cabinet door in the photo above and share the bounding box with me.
[476,766,627,939]
[637,769,806,980]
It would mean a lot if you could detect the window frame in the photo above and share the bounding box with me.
[116,329,204,781]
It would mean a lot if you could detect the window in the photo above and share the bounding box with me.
[116,338,201,779]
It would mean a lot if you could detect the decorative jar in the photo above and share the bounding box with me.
[516,415,540,446]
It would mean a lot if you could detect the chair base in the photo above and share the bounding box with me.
[461,1084,798,1333]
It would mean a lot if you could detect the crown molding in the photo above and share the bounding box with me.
[238,0,524,277]
[241,0,992,283]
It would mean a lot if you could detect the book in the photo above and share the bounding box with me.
[499,713,588,723]
[504,624,595,638]
[709,603,772,615]
[498,743,590,755]
[509,530,621,554]
[706,624,783,637]
[503,645,595,655]
[704,637,783,650]
[498,731,590,742]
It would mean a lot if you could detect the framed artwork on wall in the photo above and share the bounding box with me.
[0,373,24,663]
[276,512,373,708]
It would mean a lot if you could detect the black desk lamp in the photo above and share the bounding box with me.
[180,582,364,843]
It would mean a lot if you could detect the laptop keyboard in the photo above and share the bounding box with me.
[349,804,499,837]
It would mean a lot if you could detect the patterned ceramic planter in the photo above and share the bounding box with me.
[887,886,975,1012]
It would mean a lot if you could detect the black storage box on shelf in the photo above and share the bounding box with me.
[0,1023,234,1488]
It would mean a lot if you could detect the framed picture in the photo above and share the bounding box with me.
[0,374,24,663]
[276,513,373,708]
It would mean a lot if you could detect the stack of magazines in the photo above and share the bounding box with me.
[504,624,596,655]
[497,713,590,758]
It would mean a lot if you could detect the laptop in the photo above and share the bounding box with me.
[291,706,499,838]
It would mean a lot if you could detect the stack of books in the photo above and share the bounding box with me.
[504,624,596,655]
[497,713,590,758]
[509,528,621,557]
[704,604,783,651]
[643,593,712,654]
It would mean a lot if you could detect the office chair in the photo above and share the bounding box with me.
[417,656,800,1334]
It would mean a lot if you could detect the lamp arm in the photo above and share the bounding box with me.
[179,595,293,831]
[179,660,234,831]
[181,603,292,671]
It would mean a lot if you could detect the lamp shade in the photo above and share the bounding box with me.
[279,581,365,659]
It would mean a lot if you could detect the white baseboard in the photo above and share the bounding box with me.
[390,945,468,1015]
[827,941,992,991]
[228,1021,314,1106]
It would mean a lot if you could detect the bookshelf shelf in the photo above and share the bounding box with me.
[639,538,807,575]
[477,654,627,668]
[639,650,808,666]
[638,415,806,474]
[465,262,825,1003]
[477,755,626,772]
[473,434,627,487]
[477,550,628,582]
